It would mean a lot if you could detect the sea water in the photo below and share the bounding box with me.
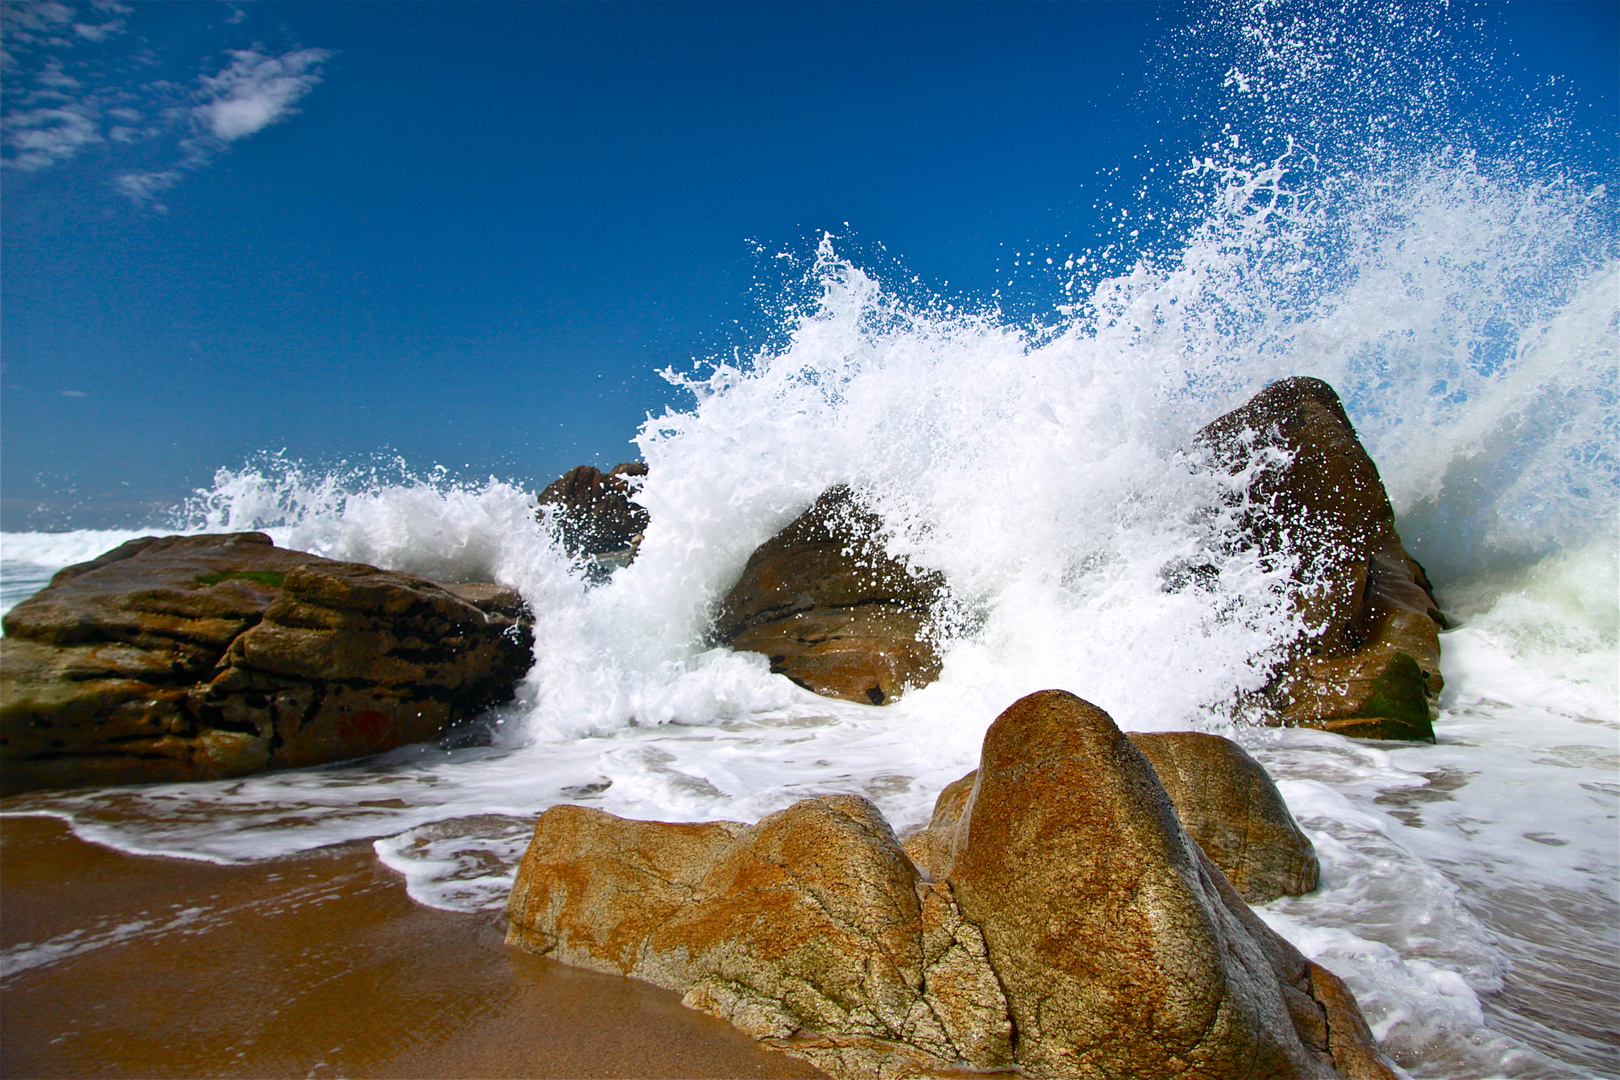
[2,4,1615,1076]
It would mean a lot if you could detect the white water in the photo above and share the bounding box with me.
[4,4,1617,1076]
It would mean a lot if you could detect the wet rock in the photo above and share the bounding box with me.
[507,689,1394,1079]
[1198,377,1445,741]
[905,730,1319,904]
[1,533,533,795]
[714,486,944,704]
[1130,731,1321,902]
[507,795,1014,1077]
[538,462,649,559]
[949,690,1390,1079]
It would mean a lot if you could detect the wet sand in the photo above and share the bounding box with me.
[0,814,824,1079]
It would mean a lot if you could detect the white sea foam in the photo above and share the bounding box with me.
[2,3,1616,1074]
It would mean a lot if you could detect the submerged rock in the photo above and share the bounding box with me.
[905,730,1319,904]
[1,533,533,795]
[507,690,1394,1079]
[1199,377,1446,741]
[538,462,649,560]
[714,486,945,704]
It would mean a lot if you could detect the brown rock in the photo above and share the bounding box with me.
[948,689,1389,1078]
[1129,731,1320,902]
[714,486,945,704]
[1,533,533,795]
[1198,377,1445,741]
[900,771,977,882]
[905,732,1318,904]
[538,462,649,557]
[507,796,1015,1078]
[507,691,1393,1079]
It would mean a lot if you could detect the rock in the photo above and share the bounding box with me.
[906,730,1319,904]
[714,486,945,704]
[1129,731,1320,902]
[1198,377,1445,741]
[948,690,1390,1079]
[899,770,977,882]
[1,533,533,795]
[538,462,649,558]
[507,689,1394,1079]
[507,795,1015,1077]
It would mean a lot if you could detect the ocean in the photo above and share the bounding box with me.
[2,4,1616,1076]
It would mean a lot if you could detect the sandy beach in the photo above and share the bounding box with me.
[0,814,824,1079]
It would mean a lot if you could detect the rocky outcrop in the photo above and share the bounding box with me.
[1199,377,1446,741]
[507,690,1394,1079]
[714,486,944,705]
[538,462,649,559]
[904,730,1319,904]
[1,533,533,795]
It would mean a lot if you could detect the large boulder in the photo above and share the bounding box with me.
[507,690,1394,1079]
[537,462,649,558]
[1,533,533,795]
[507,795,1014,1078]
[1198,377,1445,741]
[904,730,1319,904]
[714,486,944,704]
[947,690,1386,1079]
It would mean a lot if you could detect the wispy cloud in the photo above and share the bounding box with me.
[3,102,100,169]
[194,47,330,141]
[1,1,332,206]
[113,167,177,203]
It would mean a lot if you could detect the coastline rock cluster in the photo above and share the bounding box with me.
[714,377,1444,740]
[0,532,532,795]
[0,376,1444,800]
[507,689,1393,1079]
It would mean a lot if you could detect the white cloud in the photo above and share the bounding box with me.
[2,6,332,202]
[72,18,124,42]
[3,103,100,169]
[113,168,177,201]
[193,47,330,142]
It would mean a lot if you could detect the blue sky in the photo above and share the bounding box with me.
[3,0,1615,529]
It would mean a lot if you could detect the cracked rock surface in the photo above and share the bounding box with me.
[507,690,1394,1079]
[1,532,533,795]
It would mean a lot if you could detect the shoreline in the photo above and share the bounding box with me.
[0,814,823,1079]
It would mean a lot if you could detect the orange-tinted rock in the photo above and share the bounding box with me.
[507,795,1013,1078]
[1,533,533,794]
[900,770,978,882]
[714,486,944,704]
[948,690,1391,1079]
[538,462,649,557]
[905,732,1317,904]
[1198,377,1445,741]
[508,690,1393,1080]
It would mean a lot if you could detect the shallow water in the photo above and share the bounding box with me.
[3,2,1617,1074]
